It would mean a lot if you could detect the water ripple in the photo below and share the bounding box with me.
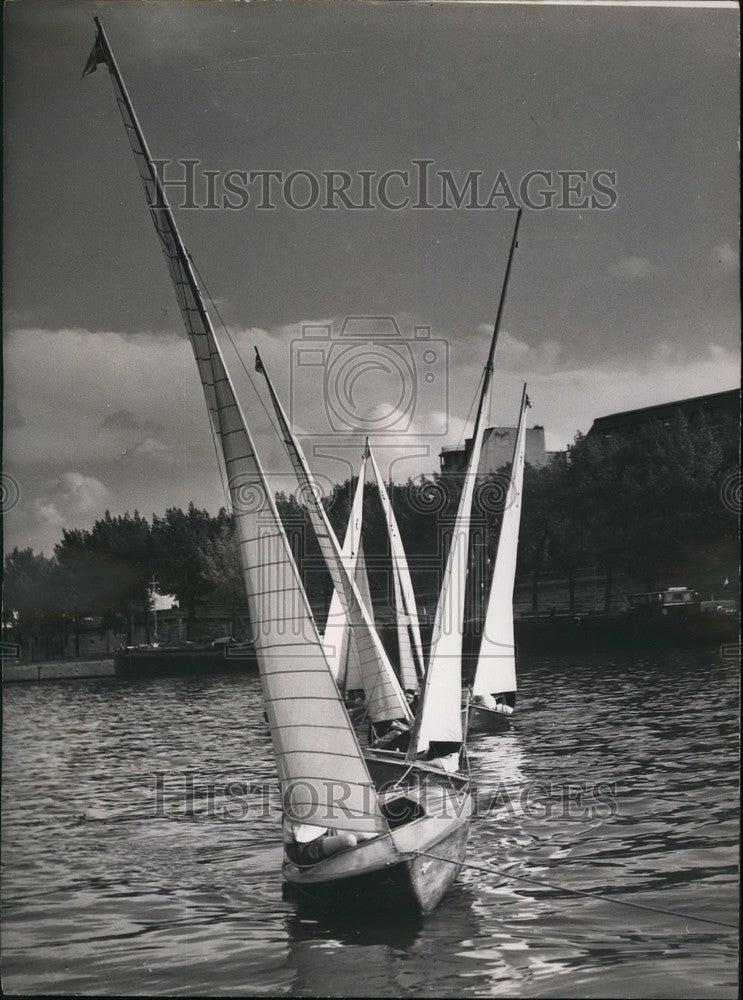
[1,649,738,996]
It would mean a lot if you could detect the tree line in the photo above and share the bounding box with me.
[3,414,737,652]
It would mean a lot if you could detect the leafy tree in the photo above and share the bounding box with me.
[2,548,68,657]
[197,511,245,635]
[151,503,218,638]
[55,510,154,644]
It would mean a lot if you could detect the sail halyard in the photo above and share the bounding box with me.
[86,19,387,836]
[472,384,529,696]
[409,210,523,759]
[367,447,425,690]
[254,350,413,726]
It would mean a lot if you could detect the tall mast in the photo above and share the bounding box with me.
[408,209,523,759]
[85,19,225,439]
[85,19,388,835]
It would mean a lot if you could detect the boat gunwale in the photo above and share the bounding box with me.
[283,769,472,885]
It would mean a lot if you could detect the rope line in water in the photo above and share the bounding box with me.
[418,851,738,930]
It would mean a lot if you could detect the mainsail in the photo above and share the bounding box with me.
[254,350,412,725]
[367,446,425,691]
[410,210,523,758]
[85,18,387,835]
[472,385,529,697]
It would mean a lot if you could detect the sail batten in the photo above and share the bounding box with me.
[88,18,386,836]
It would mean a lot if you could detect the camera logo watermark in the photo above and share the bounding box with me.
[290,317,448,438]
[0,473,20,513]
[720,471,742,514]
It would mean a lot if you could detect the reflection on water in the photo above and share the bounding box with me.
[1,649,738,997]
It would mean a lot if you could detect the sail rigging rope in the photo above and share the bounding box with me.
[454,366,486,453]
[417,851,738,930]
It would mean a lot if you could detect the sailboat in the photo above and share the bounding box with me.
[84,18,472,914]
[395,210,523,776]
[368,444,426,696]
[253,348,415,745]
[320,445,373,706]
[321,440,425,711]
[467,384,530,731]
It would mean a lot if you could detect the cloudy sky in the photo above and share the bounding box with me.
[3,0,739,555]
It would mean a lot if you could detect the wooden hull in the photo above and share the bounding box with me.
[465,703,513,733]
[283,754,472,915]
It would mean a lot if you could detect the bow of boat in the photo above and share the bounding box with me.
[283,760,472,914]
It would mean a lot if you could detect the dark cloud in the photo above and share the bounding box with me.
[98,408,141,431]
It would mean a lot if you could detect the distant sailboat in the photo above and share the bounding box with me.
[85,18,471,914]
[402,209,522,771]
[325,440,425,703]
[368,445,426,696]
[320,440,424,707]
[254,349,413,740]
[468,384,530,731]
[321,445,372,701]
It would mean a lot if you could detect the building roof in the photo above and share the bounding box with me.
[589,388,740,435]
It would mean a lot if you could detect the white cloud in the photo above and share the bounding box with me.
[2,323,739,554]
[32,472,111,533]
[606,255,654,280]
[477,327,563,372]
[486,340,740,453]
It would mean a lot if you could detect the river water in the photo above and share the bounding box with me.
[2,648,738,997]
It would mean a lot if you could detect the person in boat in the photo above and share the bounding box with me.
[404,688,419,714]
[283,820,373,865]
[369,717,412,752]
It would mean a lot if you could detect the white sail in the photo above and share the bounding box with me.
[323,452,367,686]
[87,19,387,836]
[334,547,372,693]
[473,386,529,696]
[367,447,424,691]
[393,568,418,693]
[354,547,375,627]
[410,211,523,757]
[336,566,373,696]
[255,352,412,725]
[413,425,489,752]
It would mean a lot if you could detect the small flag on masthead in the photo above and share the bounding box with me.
[82,24,106,79]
